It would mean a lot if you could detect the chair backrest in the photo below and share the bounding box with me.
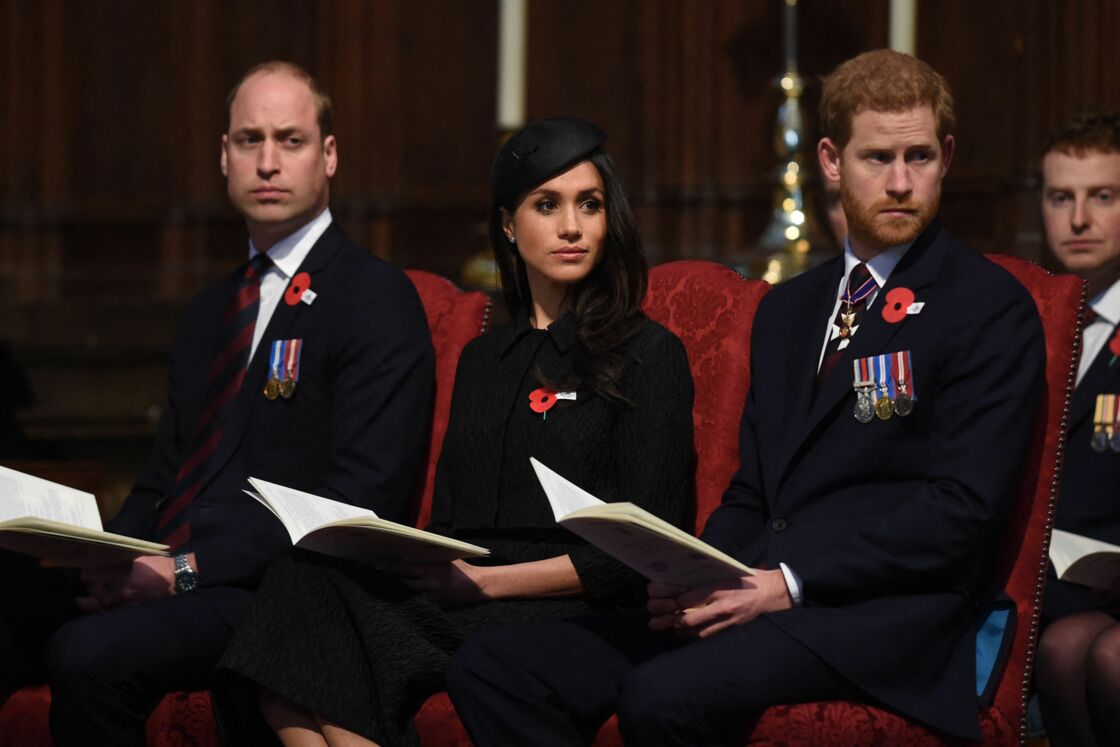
[981,254,1084,739]
[404,270,491,528]
[641,261,771,532]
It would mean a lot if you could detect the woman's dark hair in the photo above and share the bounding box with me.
[488,150,648,403]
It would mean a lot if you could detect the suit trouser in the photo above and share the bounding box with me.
[448,608,858,747]
[0,551,251,747]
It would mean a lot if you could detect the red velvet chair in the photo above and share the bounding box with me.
[740,255,1084,747]
[0,270,491,747]
[413,259,773,744]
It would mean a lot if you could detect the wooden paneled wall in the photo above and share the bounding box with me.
[0,0,1117,499]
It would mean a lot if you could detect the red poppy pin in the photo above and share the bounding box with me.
[529,387,557,418]
[881,287,916,324]
[285,272,312,306]
[1108,325,1120,364]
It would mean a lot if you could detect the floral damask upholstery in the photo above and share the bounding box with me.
[415,259,771,744]
[402,270,491,528]
[0,271,491,747]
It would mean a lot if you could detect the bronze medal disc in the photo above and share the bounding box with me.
[263,379,280,400]
[894,393,914,417]
[875,396,894,420]
[279,378,295,399]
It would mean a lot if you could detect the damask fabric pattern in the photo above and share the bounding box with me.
[640,260,770,527]
[401,270,490,528]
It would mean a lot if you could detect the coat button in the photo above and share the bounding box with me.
[771,518,787,532]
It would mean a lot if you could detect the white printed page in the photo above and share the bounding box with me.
[530,458,605,521]
[247,478,375,543]
[0,465,102,530]
[1050,529,1120,579]
[562,516,752,585]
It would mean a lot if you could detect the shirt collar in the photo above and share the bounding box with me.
[1090,276,1120,327]
[842,237,911,290]
[498,313,578,357]
[248,207,333,279]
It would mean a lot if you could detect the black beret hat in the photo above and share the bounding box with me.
[491,117,606,209]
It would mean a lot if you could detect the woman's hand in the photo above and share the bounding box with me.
[390,559,491,605]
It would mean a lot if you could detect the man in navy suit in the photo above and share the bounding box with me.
[448,50,1045,745]
[1034,111,1120,747]
[0,61,433,745]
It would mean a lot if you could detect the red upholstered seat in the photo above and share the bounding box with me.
[415,259,771,744]
[0,271,490,747]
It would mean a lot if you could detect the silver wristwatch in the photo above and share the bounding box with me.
[173,553,199,593]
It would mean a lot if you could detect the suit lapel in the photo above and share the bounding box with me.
[194,222,348,494]
[1070,326,1120,430]
[775,222,948,486]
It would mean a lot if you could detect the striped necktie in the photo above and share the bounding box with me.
[155,253,272,549]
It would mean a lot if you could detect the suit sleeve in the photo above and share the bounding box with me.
[307,270,434,524]
[567,329,695,604]
[788,286,1045,604]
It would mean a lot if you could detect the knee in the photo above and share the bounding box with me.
[1086,625,1120,684]
[618,661,694,744]
[447,629,511,698]
[46,617,119,693]
[1037,617,1091,678]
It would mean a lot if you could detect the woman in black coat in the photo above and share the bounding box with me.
[213,117,695,746]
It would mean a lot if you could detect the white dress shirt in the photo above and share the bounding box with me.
[247,208,333,361]
[1078,277,1120,386]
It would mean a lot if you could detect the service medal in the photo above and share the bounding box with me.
[1111,432,1120,453]
[263,378,280,400]
[279,377,295,399]
[894,392,914,417]
[875,395,895,420]
[852,358,875,423]
[855,391,875,423]
[894,351,915,417]
[1093,394,1117,454]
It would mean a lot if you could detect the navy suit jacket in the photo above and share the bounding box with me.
[701,221,1045,739]
[1054,319,1120,543]
[106,222,435,612]
[1044,310,1120,620]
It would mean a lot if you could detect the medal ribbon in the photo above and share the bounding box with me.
[269,340,284,382]
[285,338,302,382]
[1107,394,1118,437]
[841,272,878,305]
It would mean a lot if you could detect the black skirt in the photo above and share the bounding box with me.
[213,549,595,746]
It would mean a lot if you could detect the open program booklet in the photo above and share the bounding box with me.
[1050,528,1120,592]
[0,465,169,565]
[530,458,755,585]
[246,478,489,564]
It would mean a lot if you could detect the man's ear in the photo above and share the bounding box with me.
[323,135,338,178]
[939,134,955,177]
[220,134,229,177]
[818,138,842,183]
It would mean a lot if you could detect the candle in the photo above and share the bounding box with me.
[783,0,797,74]
[497,0,528,131]
[889,0,917,56]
